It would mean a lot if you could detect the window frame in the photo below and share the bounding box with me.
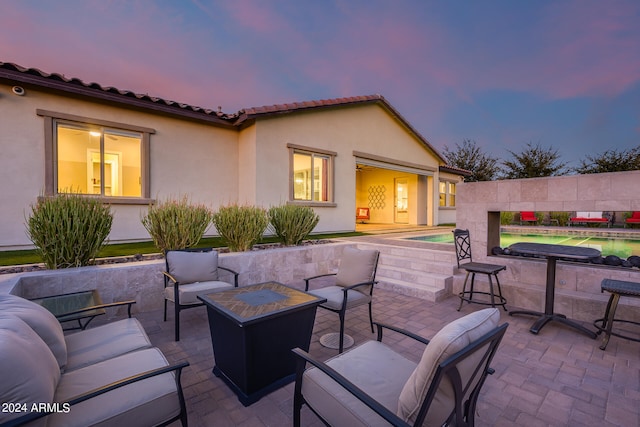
[439,180,457,208]
[38,109,155,204]
[287,143,336,207]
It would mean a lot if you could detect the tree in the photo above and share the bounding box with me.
[442,139,501,182]
[501,142,568,179]
[574,145,640,174]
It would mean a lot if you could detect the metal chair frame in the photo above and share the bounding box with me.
[163,247,238,341]
[453,229,507,312]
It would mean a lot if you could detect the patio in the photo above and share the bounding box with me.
[127,285,638,427]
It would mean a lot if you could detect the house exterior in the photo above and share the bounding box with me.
[0,62,467,250]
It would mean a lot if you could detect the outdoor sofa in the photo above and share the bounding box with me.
[0,294,188,427]
[569,211,610,227]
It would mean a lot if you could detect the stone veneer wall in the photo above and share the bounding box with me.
[0,241,354,317]
[455,170,640,324]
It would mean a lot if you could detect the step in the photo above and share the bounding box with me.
[377,277,452,303]
[378,254,455,276]
[376,264,452,287]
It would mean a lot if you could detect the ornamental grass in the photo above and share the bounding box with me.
[212,204,269,252]
[268,204,319,246]
[141,196,213,252]
[26,193,113,269]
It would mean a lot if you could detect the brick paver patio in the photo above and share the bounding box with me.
[131,284,639,427]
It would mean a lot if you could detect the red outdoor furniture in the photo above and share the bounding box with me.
[520,211,538,225]
[356,207,370,223]
[569,211,610,227]
[625,211,640,227]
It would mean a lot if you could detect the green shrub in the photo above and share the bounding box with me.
[268,204,319,246]
[500,211,514,225]
[212,204,269,252]
[26,193,113,269]
[141,196,213,252]
[550,211,570,226]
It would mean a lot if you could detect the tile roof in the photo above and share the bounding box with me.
[1,61,458,169]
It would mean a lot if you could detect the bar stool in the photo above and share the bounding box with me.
[452,229,508,312]
[594,279,640,350]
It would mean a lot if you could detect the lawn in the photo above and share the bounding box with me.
[0,232,365,267]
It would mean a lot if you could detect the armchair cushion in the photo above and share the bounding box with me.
[309,286,372,311]
[50,347,182,427]
[0,315,60,425]
[335,247,378,288]
[0,293,67,369]
[164,280,234,305]
[302,340,417,427]
[166,250,219,284]
[398,308,500,425]
[64,318,153,371]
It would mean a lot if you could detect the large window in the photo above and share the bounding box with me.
[289,144,335,204]
[439,181,456,207]
[39,110,154,202]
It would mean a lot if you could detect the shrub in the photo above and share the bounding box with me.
[141,196,213,252]
[26,193,113,269]
[212,204,269,252]
[500,211,514,225]
[550,211,570,226]
[268,204,319,246]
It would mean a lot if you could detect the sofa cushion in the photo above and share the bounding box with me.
[0,314,60,426]
[302,340,417,427]
[335,247,379,289]
[166,250,218,284]
[0,293,67,369]
[49,348,181,427]
[64,318,153,371]
[397,308,500,425]
[164,280,234,305]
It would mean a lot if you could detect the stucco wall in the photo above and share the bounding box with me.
[250,104,443,232]
[0,83,238,248]
[455,171,640,323]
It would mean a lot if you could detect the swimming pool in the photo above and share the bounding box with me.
[406,232,640,258]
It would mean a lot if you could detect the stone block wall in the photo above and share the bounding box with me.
[455,170,640,323]
[0,242,353,317]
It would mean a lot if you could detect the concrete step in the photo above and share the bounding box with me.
[377,276,452,302]
[354,242,456,303]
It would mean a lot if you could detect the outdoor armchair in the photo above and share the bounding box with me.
[163,247,239,341]
[304,247,380,353]
[292,308,508,427]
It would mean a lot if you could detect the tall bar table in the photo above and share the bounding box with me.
[508,242,600,338]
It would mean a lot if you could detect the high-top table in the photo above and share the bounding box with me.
[508,242,600,338]
[198,282,326,406]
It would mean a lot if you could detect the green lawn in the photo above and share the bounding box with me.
[0,232,365,267]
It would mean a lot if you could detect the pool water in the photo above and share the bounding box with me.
[407,232,640,258]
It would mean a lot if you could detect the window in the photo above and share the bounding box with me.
[439,181,456,207]
[39,110,154,202]
[288,144,335,204]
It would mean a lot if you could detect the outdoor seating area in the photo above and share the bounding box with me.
[123,287,638,426]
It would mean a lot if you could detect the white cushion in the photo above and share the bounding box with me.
[302,340,417,427]
[309,286,372,311]
[166,250,219,284]
[64,318,153,371]
[398,308,500,425]
[49,348,181,427]
[0,314,60,427]
[0,293,67,369]
[164,280,234,305]
[335,247,379,288]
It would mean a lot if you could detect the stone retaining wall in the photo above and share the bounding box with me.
[0,241,353,317]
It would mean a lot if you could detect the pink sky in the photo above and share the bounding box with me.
[1,0,638,167]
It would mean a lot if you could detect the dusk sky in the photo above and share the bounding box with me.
[2,0,639,168]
